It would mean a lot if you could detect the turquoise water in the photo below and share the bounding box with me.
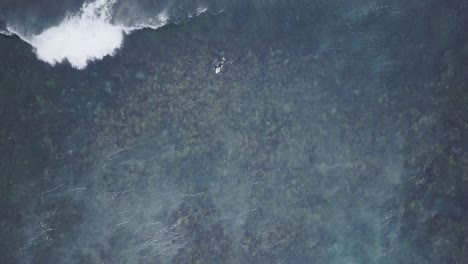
[1,1,468,263]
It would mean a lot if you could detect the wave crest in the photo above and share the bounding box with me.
[3,0,207,69]
[30,0,123,69]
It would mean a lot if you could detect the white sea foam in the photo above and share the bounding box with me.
[7,0,125,69]
[189,7,208,18]
[121,11,169,33]
[2,0,207,70]
[30,0,123,69]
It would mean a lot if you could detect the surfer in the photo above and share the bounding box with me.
[213,57,227,74]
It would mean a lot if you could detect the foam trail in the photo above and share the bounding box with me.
[0,29,13,36]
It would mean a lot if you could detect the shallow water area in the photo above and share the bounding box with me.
[1,0,468,263]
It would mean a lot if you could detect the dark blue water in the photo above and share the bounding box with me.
[1,0,468,263]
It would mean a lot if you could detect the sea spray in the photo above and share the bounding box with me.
[30,0,123,69]
[2,0,207,69]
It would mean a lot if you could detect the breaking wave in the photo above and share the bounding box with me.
[1,0,208,69]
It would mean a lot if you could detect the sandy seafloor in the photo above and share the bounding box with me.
[1,0,468,263]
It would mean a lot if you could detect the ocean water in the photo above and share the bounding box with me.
[1,0,468,263]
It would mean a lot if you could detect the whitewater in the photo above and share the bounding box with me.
[1,0,207,69]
